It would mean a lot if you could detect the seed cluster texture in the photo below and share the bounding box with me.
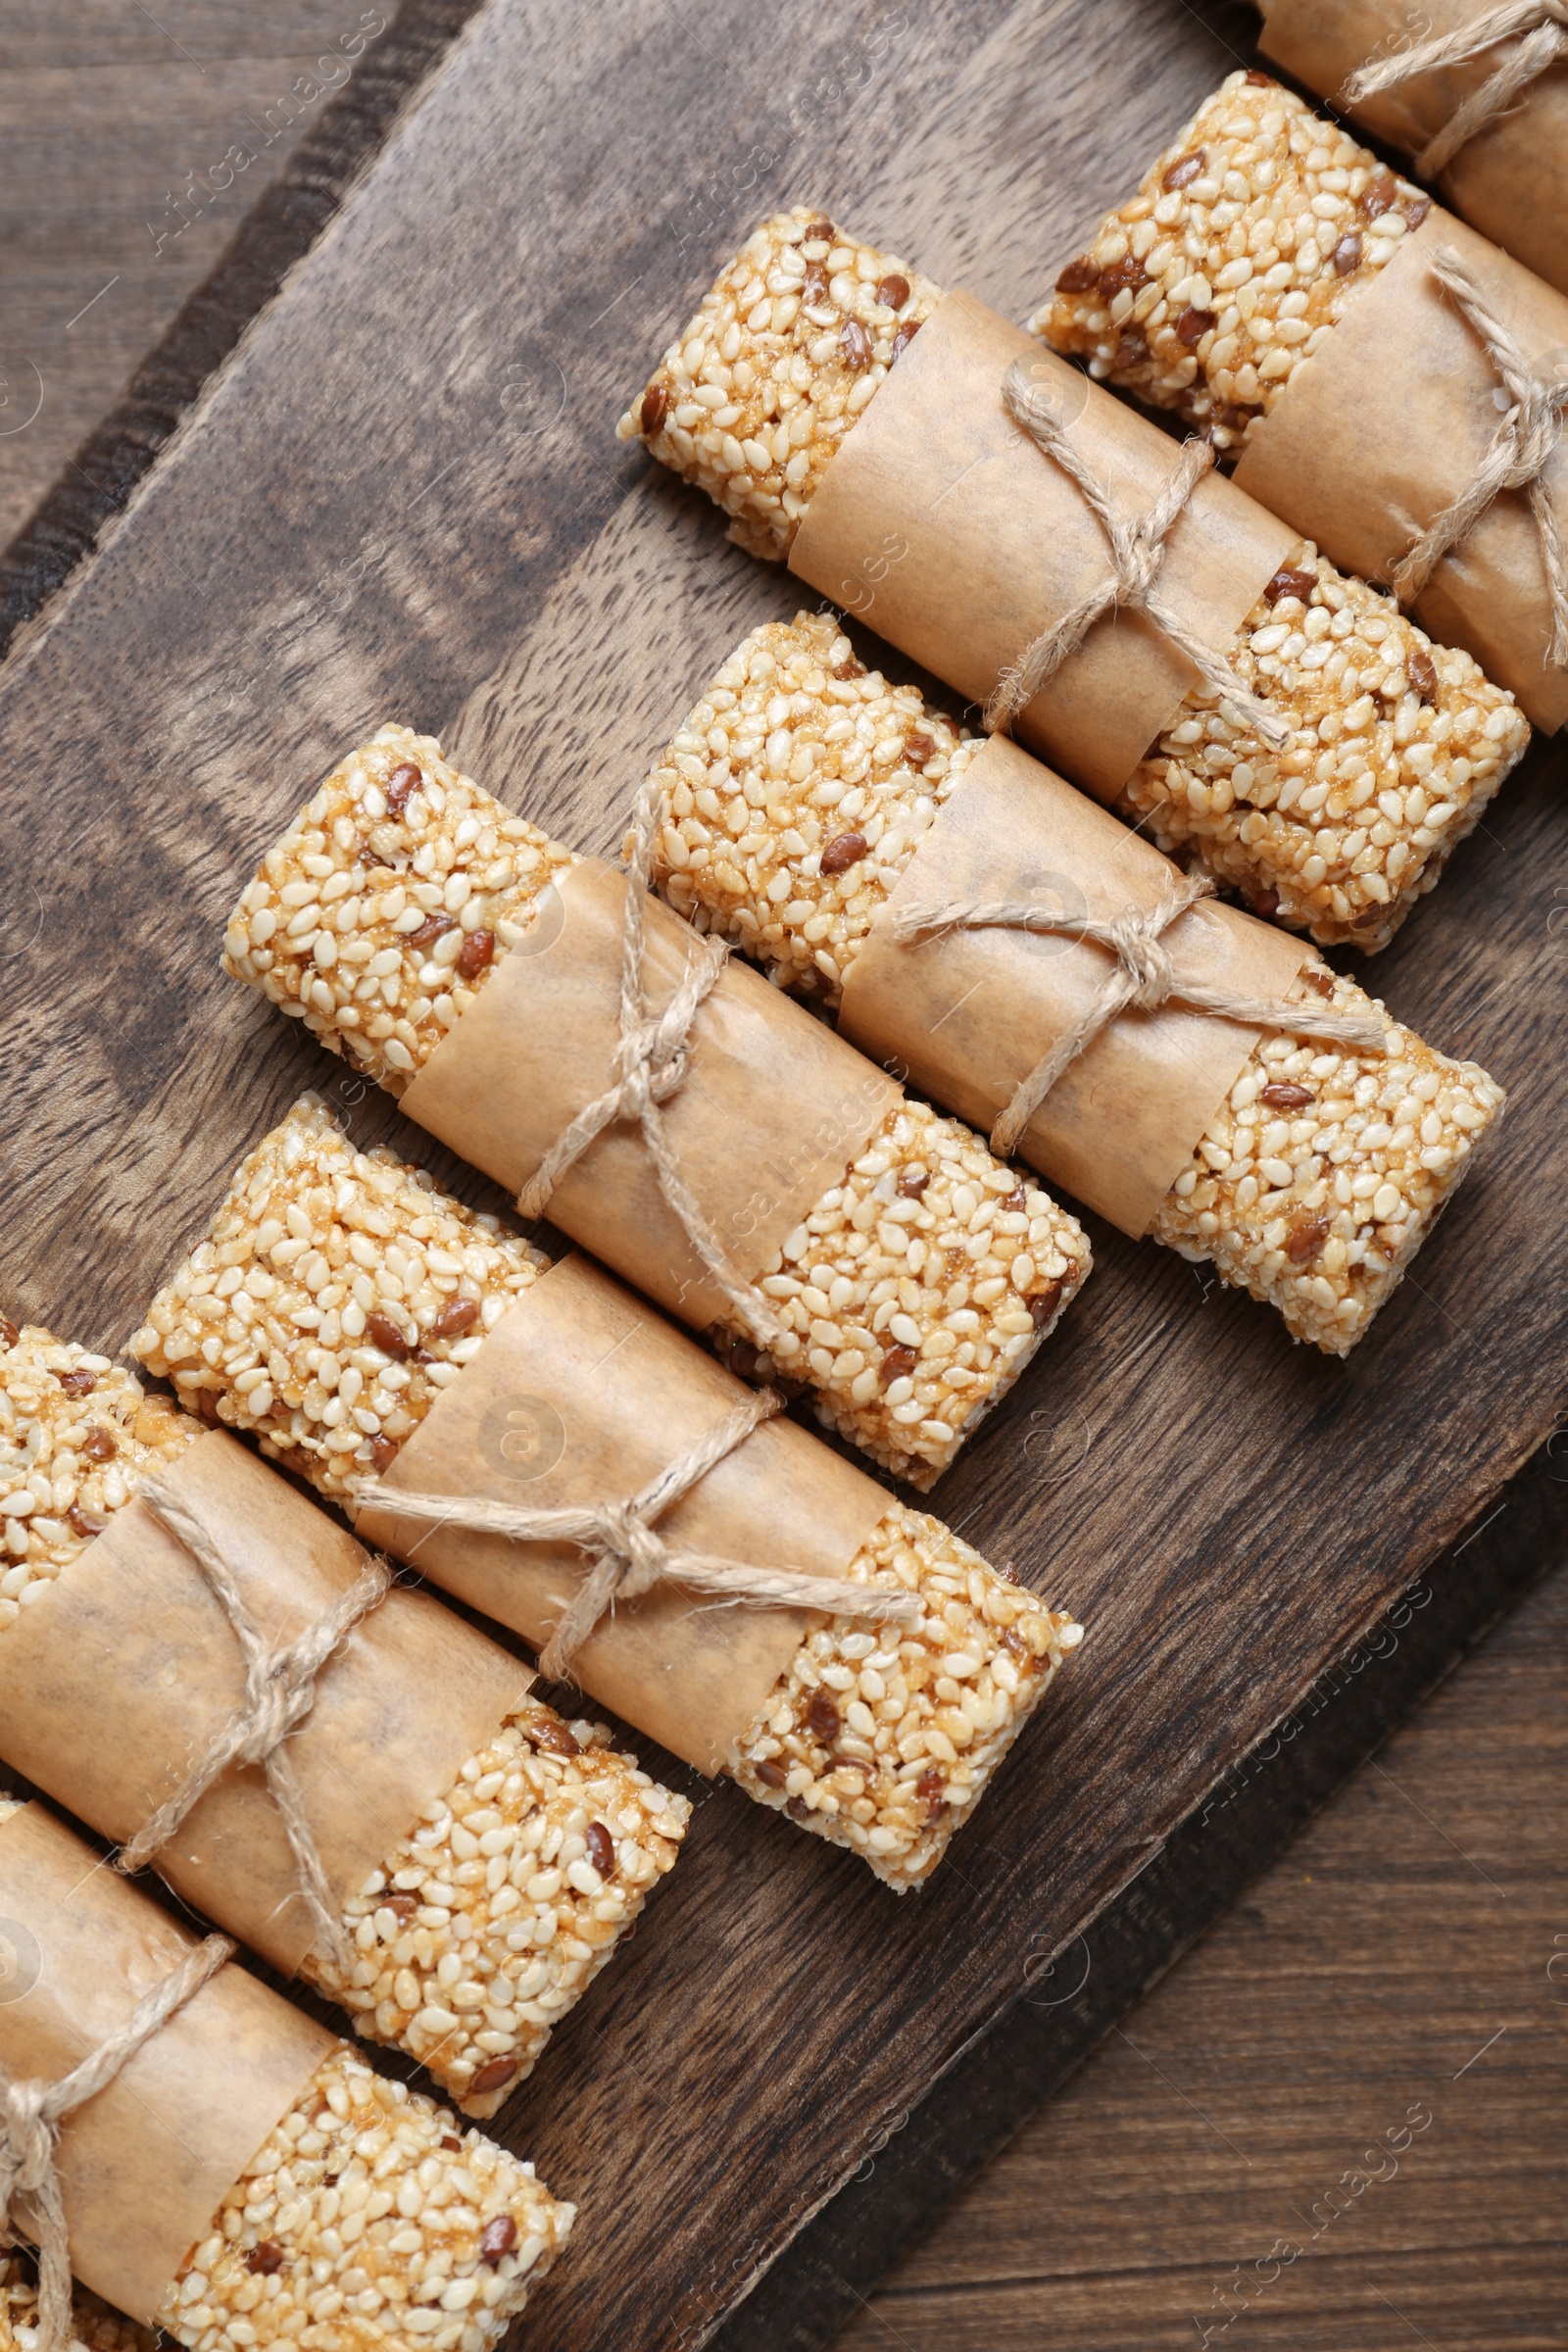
[1130,550,1527,950]
[643,613,1505,1354]
[305,1707,688,2118]
[0,1320,198,1625]
[133,1101,1082,1886]
[153,2044,573,2352]
[1026,74,1534,941]
[0,1319,682,2116]
[731,1499,1081,1888]
[622,208,1528,952]
[1031,70,1432,451]
[615,204,943,560]
[0,2241,153,2352]
[221,728,1089,1488]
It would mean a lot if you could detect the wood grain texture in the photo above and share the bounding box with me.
[0,4,1564,2350]
[726,1446,1568,2352]
[832,1540,1568,2352]
[0,0,482,648]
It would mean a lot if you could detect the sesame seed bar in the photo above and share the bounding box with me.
[741,1095,1088,1487]
[318,1707,687,2116]
[220,726,1090,1489]
[0,1794,573,2352]
[0,1320,198,1624]
[1030,72,1433,453]
[0,2237,154,2352]
[1132,551,1527,948]
[132,1101,1085,1887]
[154,2044,572,2352]
[614,204,944,562]
[732,1498,1081,1889]
[619,206,1529,952]
[0,1321,686,2116]
[644,613,1505,1355]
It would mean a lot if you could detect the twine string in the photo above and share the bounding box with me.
[985,363,1290,751]
[892,876,1389,1158]
[351,1387,917,1684]
[1342,2,1568,179]
[1386,245,1568,666]
[515,780,782,1349]
[0,1935,233,2352]
[118,1477,392,1976]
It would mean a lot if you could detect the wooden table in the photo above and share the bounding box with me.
[2,4,1564,2348]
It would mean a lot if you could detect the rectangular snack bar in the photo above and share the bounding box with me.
[130,1100,1084,1890]
[1255,0,1568,300]
[219,725,1090,1489]
[1031,72,1568,729]
[0,1319,688,2117]
[616,204,1529,952]
[0,1797,573,2352]
[642,612,1505,1356]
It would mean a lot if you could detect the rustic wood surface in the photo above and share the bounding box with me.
[0,4,1564,2350]
[832,1528,1568,2352]
[0,0,481,650]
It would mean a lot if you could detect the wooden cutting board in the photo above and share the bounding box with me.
[2,3,1564,2349]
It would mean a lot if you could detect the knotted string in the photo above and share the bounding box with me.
[985,363,1290,750]
[516,780,782,1349]
[351,1387,916,1685]
[891,874,1389,1158]
[117,1477,392,1976]
[1387,245,1568,665]
[1343,1,1568,179]
[0,1934,232,2352]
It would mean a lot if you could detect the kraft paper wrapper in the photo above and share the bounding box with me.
[787,288,1298,802]
[357,1254,893,1775]
[0,1801,333,2326]
[1234,206,1568,731]
[0,1432,530,1977]
[838,735,1313,1237]
[401,859,902,1326]
[1260,0,1568,300]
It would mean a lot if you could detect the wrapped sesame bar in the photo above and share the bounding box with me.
[0,1797,573,2352]
[220,725,1090,1489]
[132,1101,1083,1889]
[1031,72,1568,728]
[644,613,1504,1355]
[618,205,1529,950]
[1255,0,1568,300]
[0,1320,687,2118]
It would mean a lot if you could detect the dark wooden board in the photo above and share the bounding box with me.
[1,4,1564,2350]
[740,1452,1568,2352]
[0,0,485,648]
[828,1516,1568,2352]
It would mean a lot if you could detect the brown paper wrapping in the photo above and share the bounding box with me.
[401,859,902,1326]
[838,735,1313,1237]
[0,1802,333,2324]
[1234,206,1568,731]
[787,288,1299,802]
[1260,0,1568,300]
[357,1254,893,1774]
[0,1432,530,1976]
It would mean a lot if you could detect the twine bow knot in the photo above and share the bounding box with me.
[516,779,782,1349]
[0,1935,232,2352]
[985,363,1290,750]
[117,1479,391,1976]
[1343,2,1568,180]
[892,872,1389,1160]
[1388,245,1568,665]
[352,1387,917,1685]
